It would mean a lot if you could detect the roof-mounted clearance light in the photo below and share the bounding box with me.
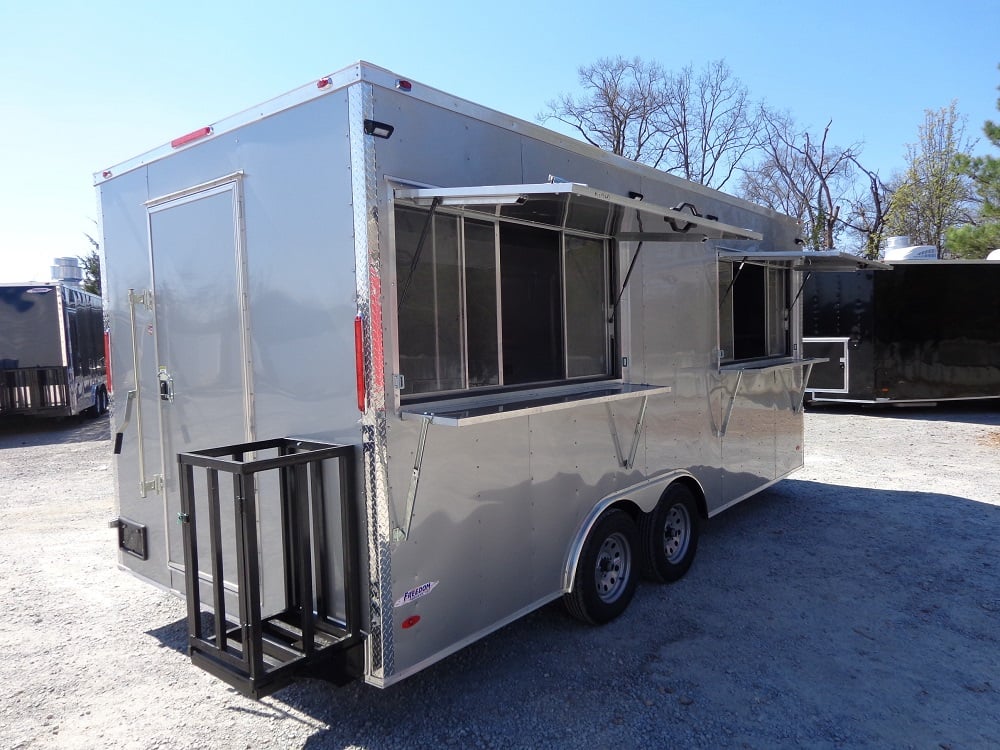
[102,170,112,179]
[396,79,412,92]
[170,126,213,149]
[316,77,332,89]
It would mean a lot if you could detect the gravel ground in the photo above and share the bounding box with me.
[1,403,999,749]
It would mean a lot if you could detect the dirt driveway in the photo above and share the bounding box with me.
[1,404,998,749]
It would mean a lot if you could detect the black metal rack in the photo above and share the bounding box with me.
[177,438,362,699]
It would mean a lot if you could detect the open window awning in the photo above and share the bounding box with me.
[394,183,763,241]
[717,249,891,271]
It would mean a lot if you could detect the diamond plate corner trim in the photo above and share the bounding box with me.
[349,82,395,681]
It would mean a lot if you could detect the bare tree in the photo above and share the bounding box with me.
[541,56,673,166]
[661,60,762,190]
[841,156,895,259]
[740,110,858,249]
[540,57,761,189]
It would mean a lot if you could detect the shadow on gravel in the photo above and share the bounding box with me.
[0,412,110,448]
[806,399,1000,425]
[143,478,1000,748]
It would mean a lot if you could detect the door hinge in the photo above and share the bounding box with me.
[142,473,164,495]
[129,288,154,311]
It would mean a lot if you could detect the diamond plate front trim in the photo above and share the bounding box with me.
[350,82,395,681]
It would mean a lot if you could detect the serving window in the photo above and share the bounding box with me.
[718,259,789,363]
[394,205,613,399]
[716,249,892,367]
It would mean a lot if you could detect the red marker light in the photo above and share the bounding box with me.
[171,126,212,149]
[102,170,112,178]
[396,80,412,92]
[402,615,421,629]
[355,315,366,412]
[317,77,332,89]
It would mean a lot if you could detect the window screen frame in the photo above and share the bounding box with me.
[391,201,617,403]
[717,258,791,365]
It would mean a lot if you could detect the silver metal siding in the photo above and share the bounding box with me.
[101,167,172,586]
[639,242,723,504]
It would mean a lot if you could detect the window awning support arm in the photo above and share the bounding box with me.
[605,394,650,469]
[394,415,430,542]
[608,210,644,325]
[788,270,813,312]
[398,196,441,306]
[719,260,746,308]
[719,369,744,437]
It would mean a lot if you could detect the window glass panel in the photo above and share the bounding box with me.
[566,195,620,235]
[500,197,564,226]
[718,262,735,362]
[500,223,562,385]
[68,312,82,375]
[464,220,499,387]
[767,268,787,356]
[395,207,463,394]
[565,235,608,377]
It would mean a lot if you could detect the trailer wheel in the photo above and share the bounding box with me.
[564,509,639,625]
[639,483,700,583]
[88,387,108,418]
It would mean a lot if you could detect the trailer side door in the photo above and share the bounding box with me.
[146,177,259,595]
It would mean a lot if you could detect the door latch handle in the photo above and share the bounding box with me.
[158,367,174,402]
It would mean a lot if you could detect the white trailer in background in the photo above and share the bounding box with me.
[98,61,882,698]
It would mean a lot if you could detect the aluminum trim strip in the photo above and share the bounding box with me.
[808,395,1000,404]
[145,172,246,209]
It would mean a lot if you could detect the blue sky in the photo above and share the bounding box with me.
[1,0,998,281]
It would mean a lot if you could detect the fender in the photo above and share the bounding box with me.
[562,470,706,592]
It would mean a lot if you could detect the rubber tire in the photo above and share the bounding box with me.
[639,483,700,583]
[564,509,639,625]
[88,387,107,418]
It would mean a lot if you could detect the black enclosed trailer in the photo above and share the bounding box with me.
[803,260,1000,404]
[0,282,109,417]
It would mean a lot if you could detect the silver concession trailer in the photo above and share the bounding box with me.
[0,282,108,418]
[98,61,881,698]
[803,260,1000,404]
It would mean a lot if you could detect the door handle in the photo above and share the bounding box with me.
[158,367,174,402]
[126,289,155,496]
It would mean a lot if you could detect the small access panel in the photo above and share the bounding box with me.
[803,337,850,394]
[177,438,362,698]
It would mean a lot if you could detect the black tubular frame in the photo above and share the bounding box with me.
[177,438,362,699]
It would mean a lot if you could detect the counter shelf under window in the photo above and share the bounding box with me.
[399,381,673,427]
